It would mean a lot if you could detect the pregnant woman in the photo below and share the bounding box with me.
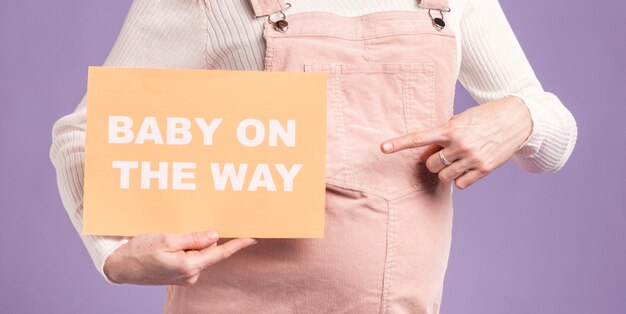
[49,0,577,313]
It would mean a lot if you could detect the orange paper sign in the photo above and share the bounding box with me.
[83,66,327,238]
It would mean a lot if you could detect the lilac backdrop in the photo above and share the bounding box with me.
[1,0,624,313]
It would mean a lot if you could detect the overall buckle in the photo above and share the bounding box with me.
[263,2,292,33]
[417,1,451,31]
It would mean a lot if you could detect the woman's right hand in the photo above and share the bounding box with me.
[103,231,257,286]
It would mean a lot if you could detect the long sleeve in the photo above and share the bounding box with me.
[458,0,578,173]
[49,0,208,284]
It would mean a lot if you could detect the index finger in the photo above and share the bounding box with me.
[380,127,449,153]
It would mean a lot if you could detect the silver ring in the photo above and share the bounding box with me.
[439,150,452,166]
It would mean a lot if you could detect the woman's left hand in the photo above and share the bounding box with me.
[380,96,533,189]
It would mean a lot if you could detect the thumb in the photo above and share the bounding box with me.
[165,231,220,252]
[192,238,258,269]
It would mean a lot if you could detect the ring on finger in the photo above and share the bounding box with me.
[439,150,452,166]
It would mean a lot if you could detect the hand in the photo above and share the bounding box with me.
[103,231,257,286]
[380,96,533,189]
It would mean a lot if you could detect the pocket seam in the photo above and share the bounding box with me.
[404,63,439,190]
[305,64,358,190]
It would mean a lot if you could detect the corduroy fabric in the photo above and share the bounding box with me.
[164,1,456,312]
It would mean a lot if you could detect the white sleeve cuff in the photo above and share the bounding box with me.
[507,92,578,173]
[509,92,545,155]
[91,236,131,285]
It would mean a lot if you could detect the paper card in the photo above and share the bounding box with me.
[83,66,327,238]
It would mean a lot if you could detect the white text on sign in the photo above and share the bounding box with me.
[107,116,302,191]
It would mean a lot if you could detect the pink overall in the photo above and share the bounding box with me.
[165,0,457,313]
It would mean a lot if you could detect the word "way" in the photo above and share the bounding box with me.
[112,161,303,192]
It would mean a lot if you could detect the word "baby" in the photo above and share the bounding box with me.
[108,116,296,147]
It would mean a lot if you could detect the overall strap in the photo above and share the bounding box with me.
[249,0,289,17]
[417,0,450,11]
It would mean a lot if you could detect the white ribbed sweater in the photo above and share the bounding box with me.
[49,0,578,284]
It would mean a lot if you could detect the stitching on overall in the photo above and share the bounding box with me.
[402,66,419,162]
[364,39,372,63]
[263,24,276,71]
[334,67,359,188]
[449,37,459,120]
[427,64,436,129]
[304,64,355,190]
[388,178,440,202]
[400,66,434,197]
[379,198,396,314]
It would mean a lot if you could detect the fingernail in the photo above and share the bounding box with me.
[250,239,258,245]
[208,231,219,239]
[382,142,393,152]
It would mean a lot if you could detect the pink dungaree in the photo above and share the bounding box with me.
[165,0,457,313]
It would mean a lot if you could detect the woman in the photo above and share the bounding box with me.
[49,0,577,313]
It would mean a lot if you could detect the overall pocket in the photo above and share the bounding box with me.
[304,62,439,198]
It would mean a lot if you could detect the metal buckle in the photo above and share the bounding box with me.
[265,2,292,33]
[428,9,446,30]
[417,2,451,31]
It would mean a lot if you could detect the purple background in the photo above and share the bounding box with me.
[1,0,624,313]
